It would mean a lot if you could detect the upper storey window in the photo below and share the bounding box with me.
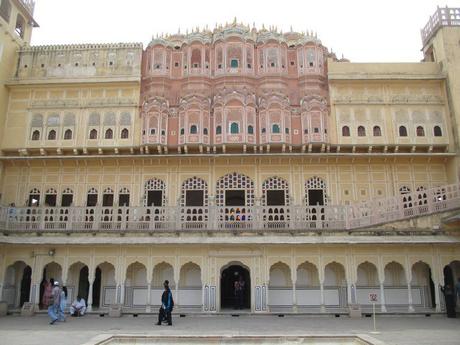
[0,0,11,23]
[230,59,239,68]
[357,126,366,137]
[272,124,280,134]
[216,126,222,135]
[307,49,315,67]
[191,48,201,68]
[416,126,425,137]
[15,14,25,38]
[190,125,198,134]
[342,126,350,137]
[399,126,408,137]
[230,122,239,134]
[434,126,443,137]
[373,126,382,137]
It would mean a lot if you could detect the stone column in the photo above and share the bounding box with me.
[379,282,387,312]
[87,279,94,312]
[119,283,125,306]
[146,281,152,312]
[407,282,414,312]
[434,281,441,312]
[292,269,297,313]
[320,282,325,312]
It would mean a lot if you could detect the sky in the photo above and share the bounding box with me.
[30,0,460,62]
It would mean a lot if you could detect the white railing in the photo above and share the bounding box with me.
[421,7,460,45]
[0,184,459,233]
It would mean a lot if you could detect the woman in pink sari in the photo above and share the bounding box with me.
[41,279,53,309]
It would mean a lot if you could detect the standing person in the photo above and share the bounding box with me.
[441,283,456,318]
[156,280,174,326]
[455,278,460,307]
[48,281,61,325]
[233,278,241,309]
[59,286,67,322]
[237,275,245,309]
[42,278,53,309]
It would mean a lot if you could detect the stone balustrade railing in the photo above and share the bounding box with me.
[0,183,459,233]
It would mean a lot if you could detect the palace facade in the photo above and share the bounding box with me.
[0,1,459,314]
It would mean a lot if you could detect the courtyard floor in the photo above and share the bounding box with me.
[0,314,459,345]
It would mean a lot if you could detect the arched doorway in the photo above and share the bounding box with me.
[220,263,250,310]
[3,261,32,308]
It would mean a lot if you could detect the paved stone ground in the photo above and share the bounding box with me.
[0,314,459,345]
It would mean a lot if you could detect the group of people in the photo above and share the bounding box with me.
[41,278,87,325]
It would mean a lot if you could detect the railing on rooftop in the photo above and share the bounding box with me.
[421,7,460,46]
[0,184,459,234]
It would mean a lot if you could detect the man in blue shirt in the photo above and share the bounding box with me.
[156,280,174,326]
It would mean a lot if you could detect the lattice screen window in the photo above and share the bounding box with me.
[262,177,290,206]
[399,186,413,208]
[216,172,254,207]
[143,178,166,206]
[180,177,208,207]
[416,186,428,205]
[305,176,328,206]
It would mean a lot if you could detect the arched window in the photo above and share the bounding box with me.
[180,128,185,135]
[373,126,382,136]
[357,126,366,137]
[48,130,56,140]
[190,125,198,134]
[416,126,425,137]
[247,125,254,134]
[285,127,289,134]
[230,122,239,134]
[15,14,25,38]
[31,130,40,141]
[261,128,266,134]
[400,186,412,209]
[272,124,280,133]
[399,126,408,137]
[433,126,442,137]
[120,128,129,139]
[203,128,208,135]
[89,129,98,139]
[105,128,113,139]
[216,126,222,135]
[342,126,350,137]
[64,129,72,140]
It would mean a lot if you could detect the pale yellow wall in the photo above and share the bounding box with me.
[422,26,460,183]
[329,80,451,149]
[2,84,141,151]
[0,156,448,206]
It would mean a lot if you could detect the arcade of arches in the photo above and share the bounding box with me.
[0,244,458,313]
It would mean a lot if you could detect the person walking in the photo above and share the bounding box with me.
[48,281,61,325]
[155,280,174,326]
[58,286,67,322]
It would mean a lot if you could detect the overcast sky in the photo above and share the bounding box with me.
[30,0,459,62]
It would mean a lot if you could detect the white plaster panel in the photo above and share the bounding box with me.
[296,288,321,306]
[268,288,292,306]
[178,288,202,307]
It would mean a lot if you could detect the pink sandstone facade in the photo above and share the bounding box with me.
[141,22,329,153]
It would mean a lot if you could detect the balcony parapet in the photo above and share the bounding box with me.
[1,184,459,234]
[421,7,460,46]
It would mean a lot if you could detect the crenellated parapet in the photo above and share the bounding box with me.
[13,43,143,83]
[143,21,327,80]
